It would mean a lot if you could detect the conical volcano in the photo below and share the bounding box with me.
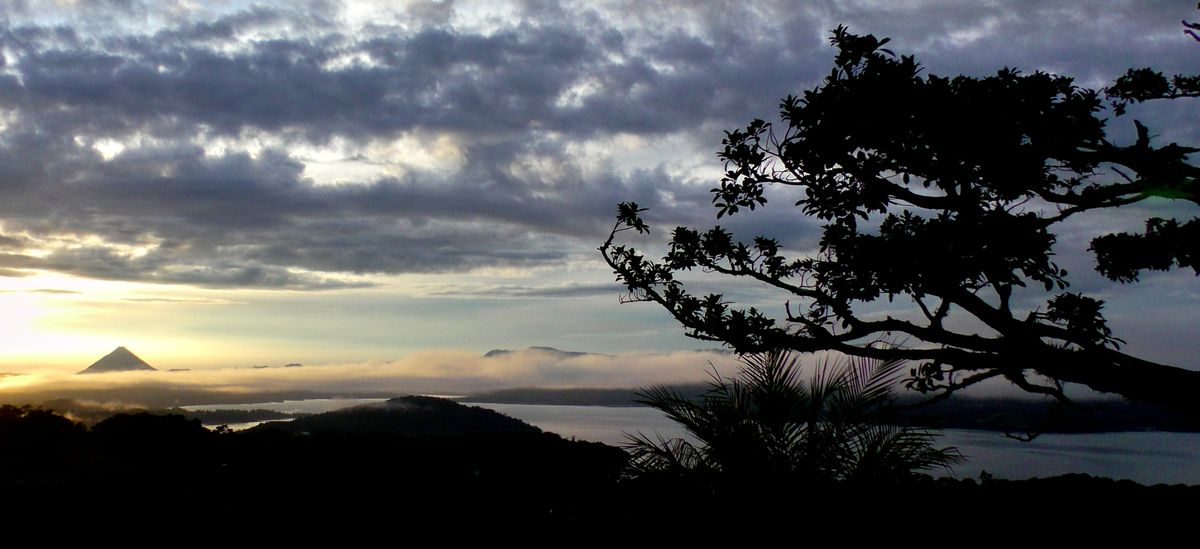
[78,347,157,374]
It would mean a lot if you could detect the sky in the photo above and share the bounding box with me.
[0,1,1197,395]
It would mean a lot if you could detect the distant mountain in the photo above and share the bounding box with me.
[896,395,1200,433]
[483,346,592,359]
[78,347,156,374]
[246,362,304,369]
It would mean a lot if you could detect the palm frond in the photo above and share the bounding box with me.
[623,349,963,484]
[635,385,708,439]
[829,355,907,424]
[839,423,964,482]
[622,431,710,475]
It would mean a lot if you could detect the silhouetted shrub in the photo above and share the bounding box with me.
[625,350,962,487]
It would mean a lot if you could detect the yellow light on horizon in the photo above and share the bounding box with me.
[0,289,115,366]
[0,272,219,370]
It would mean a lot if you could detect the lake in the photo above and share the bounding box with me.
[182,398,1200,485]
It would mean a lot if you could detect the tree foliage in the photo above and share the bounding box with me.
[625,351,962,484]
[1107,5,1200,114]
[602,24,1200,413]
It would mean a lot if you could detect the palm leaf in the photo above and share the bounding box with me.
[623,348,963,484]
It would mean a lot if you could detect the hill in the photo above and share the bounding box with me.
[248,395,541,436]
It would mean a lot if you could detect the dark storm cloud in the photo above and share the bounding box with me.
[0,243,358,289]
[818,2,1199,98]
[0,1,827,141]
[0,1,1192,289]
[0,252,35,269]
[149,6,307,44]
[0,128,696,280]
[29,246,371,290]
[0,234,30,249]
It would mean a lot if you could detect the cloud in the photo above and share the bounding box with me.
[420,281,624,298]
[0,346,1064,406]
[0,253,36,278]
[0,348,745,400]
[0,122,713,285]
[3,6,764,141]
[121,296,239,304]
[0,1,1193,291]
[0,233,30,249]
[8,243,373,290]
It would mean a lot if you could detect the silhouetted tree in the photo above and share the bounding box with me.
[602,23,1200,414]
[0,405,89,481]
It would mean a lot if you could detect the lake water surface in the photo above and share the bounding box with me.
[183,398,1200,485]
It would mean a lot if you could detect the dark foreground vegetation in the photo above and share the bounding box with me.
[1,396,1196,532]
[0,397,622,521]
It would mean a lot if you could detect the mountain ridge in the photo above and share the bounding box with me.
[483,346,592,359]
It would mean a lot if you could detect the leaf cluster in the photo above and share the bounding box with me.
[624,350,962,484]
